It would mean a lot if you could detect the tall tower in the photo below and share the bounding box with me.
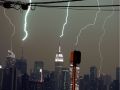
[61,68,70,90]
[2,50,16,90]
[70,50,81,90]
[70,64,80,90]
[55,45,64,90]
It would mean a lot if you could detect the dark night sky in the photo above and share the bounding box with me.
[0,0,119,78]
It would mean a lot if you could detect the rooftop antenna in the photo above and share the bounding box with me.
[59,38,61,53]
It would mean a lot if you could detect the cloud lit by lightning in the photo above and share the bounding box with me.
[60,2,70,38]
[22,0,32,41]
[3,9,16,51]
[75,0,101,47]
[98,0,114,77]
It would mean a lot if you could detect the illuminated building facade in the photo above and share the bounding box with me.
[55,46,64,90]
[70,64,80,90]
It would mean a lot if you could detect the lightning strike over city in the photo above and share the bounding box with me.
[0,0,119,90]
[22,0,32,41]
[58,1,70,53]
[98,0,115,77]
[60,1,70,38]
[75,0,101,47]
[74,0,101,77]
[3,9,16,51]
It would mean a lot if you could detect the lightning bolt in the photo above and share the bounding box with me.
[58,1,70,54]
[60,1,70,38]
[3,9,16,51]
[98,0,114,77]
[22,0,32,41]
[59,2,70,52]
[75,0,101,47]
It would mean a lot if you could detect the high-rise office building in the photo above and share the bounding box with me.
[34,61,44,82]
[90,66,97,80]
[54,46,64,90]
[34,61,44,73]
[116,67,120,81]
[2,50,16,90]
[61,68,70,90]
[15,58,27,74]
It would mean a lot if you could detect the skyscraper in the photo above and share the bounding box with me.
[2,50,16,90]
[61,68,70,90]
[15,58,27,74]
[90,66,97,80]
[54,46,64,90]
[89,66,98,90]
[116,67,120,81]
[34,61,44,82]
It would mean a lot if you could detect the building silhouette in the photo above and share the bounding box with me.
[90,66,97,80]
[116,67,120,81]
[0,51,119,90]
[61,68,70,90]
[15,58,27,90]
[15,58,27,75]
[34,61,44,82]
[54,46,64,90]
[2,56,16,90]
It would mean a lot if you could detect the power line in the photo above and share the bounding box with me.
[0,0,120,11]
[33,4,120,8]
[39,6,120,11]
[30,0,84,4]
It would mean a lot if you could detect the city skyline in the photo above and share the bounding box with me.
[0,0,119,79]
[0,56,119,90]
[0,56,119,79]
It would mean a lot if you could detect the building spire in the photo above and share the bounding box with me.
[59,38,61,53]
[59,45,61,53]
[55,38,64,62]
